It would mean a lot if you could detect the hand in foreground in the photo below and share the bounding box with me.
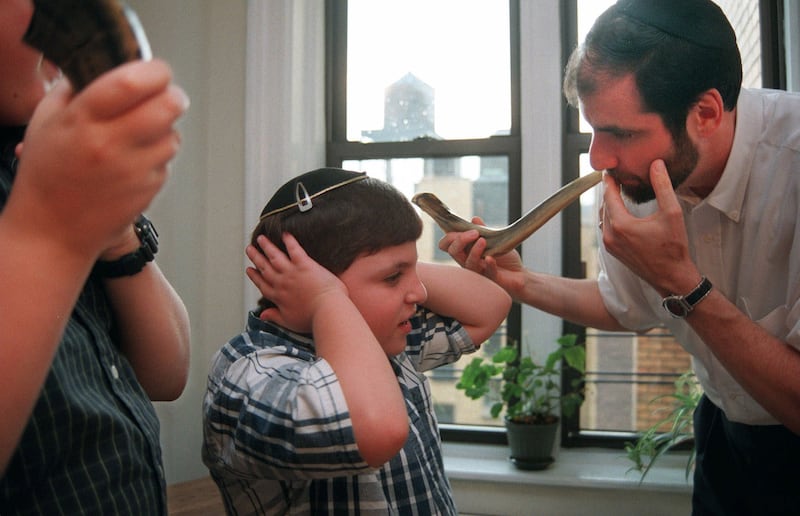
[600,161,700,295]
[438,216,525,295]
[246,233,348,333]
[7,59,188,261]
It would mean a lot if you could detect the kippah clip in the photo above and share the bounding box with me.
[296,182,313,212]
[259,172,368,220]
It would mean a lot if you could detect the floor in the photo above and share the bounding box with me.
[167,476,225,516]
[167,476,484,515]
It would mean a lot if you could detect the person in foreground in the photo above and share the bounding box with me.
[202,168,511,515]
[442,0,800,514]
[0,1,191,513]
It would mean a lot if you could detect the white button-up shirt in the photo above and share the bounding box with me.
[598,88,800,425]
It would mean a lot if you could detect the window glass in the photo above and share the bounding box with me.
[344,157,510,426]
[340,0,517,432]
[577,153,694,433]
[347,0,511,142]
[576,0,614,134]
[717,0,763,88]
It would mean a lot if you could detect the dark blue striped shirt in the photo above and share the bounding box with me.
[0,127,167,515]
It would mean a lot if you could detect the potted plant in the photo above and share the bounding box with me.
[456,333,585,470]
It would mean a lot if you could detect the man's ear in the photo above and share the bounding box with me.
[688,89,724,137]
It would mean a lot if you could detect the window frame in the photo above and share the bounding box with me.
[325,0,522,445]
[559,0,592,449]
[326,0,787,451]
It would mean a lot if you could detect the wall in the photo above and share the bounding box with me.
[129,0,327,484]
[129,0,248,483]
[788,0,800,91]
[518,0,564,365]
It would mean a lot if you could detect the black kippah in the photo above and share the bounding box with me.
[616,0,736,49]
[260,168,368,219]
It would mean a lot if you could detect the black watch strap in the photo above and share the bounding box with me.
[662,276,713,319]
[93,215,159,278]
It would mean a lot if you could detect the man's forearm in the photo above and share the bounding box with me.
[516,272,626,332]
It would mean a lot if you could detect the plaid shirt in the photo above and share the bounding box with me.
[0,127,167,515]
[203,307,475,515]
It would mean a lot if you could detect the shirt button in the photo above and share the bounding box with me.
[110,364,120,380]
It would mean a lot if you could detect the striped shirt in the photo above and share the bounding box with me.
[203,308,475,515]
[0,127,167,515]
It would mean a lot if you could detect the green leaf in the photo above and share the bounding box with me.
[563,346,585,372]
[456,334,588,423]
[492,346,518,364]
[490,402,503,418]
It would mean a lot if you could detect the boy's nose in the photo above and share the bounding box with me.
[407,278,428,305]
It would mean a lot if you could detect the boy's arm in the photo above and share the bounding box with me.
[204,345,373,479]
[417,262,512,345]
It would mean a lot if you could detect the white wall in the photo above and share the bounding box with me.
[129,0,327,484]
[518,0,564,357]
[787,0,800,91]
[130,0,248,483]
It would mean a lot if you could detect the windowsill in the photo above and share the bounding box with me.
[443,442,693,515]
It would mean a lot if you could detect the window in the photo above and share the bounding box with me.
[326,0,521,440]
[327,0,786,450]
[561,0,779,447]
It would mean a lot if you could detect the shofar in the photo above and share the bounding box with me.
[412,170,603,256]
[24,0,152,92]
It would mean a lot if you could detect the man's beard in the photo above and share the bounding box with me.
[618,130,698,204]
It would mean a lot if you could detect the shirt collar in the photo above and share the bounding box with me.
[246,310,315,351]
[676,88,758,223]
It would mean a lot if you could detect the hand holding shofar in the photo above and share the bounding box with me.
[412,170,603,256]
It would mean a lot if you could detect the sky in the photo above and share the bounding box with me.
[346,0,512,141]
[344,0,616,200]
[346,0,620,142]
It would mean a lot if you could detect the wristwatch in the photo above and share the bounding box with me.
[93,214,159,278]
[661,276,712,318]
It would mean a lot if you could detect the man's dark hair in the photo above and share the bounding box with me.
[563,0,742,138]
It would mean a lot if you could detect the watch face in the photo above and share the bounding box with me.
[663,297,689,318]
